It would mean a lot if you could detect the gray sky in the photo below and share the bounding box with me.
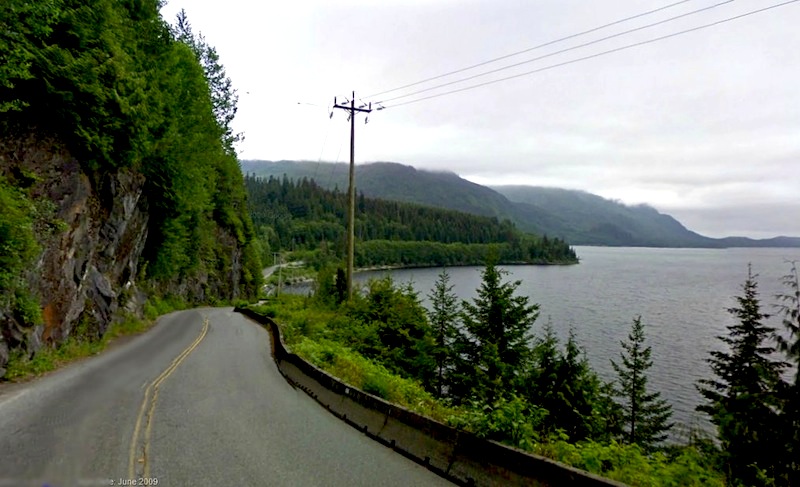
[160,0,800,238]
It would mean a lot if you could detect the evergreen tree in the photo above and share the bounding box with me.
[458,259,539,403]
[527,321,561,413]
[775,262,800,483]
[314,264,336,306]
[0,0,61,112]
[427,268,460,397]
[697,268,787,485]
[611,316,673,450]
[348,278,435,386]
[334,268,347,305]
[172,9,242,154]
[242,174,578,267]
[554,330,606,442]
[526,325,608,441]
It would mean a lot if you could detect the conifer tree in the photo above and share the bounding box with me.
[554,330,606,442]
[527,321,560,410]
[459,259,539,403]
[173,9,242,154]
[525,324,611,441]
[612,316,673,450]
[775,262,800,483]
[334,268,347,305]
[427,269,460,398]
[697,267,787,485]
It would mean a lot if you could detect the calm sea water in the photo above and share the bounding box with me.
[354,246,800,438]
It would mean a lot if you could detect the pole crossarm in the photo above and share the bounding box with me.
[333,103,373,114]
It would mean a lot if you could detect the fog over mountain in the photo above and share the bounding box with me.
[163,1,800,239]
[242,160,800,248]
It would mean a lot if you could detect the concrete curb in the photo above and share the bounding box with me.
[236,307,627,487]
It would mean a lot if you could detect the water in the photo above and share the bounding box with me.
[354,246,800,438]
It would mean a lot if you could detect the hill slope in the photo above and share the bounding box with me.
[243,160,517,220]
[244,174,577,267]
[241,160,800,248]
[493,186,715,247]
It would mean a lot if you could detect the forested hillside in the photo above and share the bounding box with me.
[245,175,577,267]
[243,160,519,219]
[0,1,262,377]
[495,185,714,247]
[243,160,800,248]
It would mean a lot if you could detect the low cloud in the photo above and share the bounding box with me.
[162,0,800,238]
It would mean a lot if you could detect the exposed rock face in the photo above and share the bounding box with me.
[1,133,254,378]
[0,135,149,373]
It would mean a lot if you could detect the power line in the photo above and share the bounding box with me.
[383,0,799,110]
[377,0,734,104]
[326,120,349,189]
[312,104,334,180]
[366,0,696,99]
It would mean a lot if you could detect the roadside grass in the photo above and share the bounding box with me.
[246,294,727,487]
[4,296,189,382]
[143,294,188,320]
[292,337,455,422]
[249,297,454,421]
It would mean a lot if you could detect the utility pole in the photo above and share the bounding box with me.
[272,252,282,296]
[333,91,371,299]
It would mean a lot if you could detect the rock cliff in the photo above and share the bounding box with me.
[0,133,250,378]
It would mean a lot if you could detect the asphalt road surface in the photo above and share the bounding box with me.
[0,308,451,487]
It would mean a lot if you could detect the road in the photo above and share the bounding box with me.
[0,308,451,487]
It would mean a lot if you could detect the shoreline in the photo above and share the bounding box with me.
[354,260,578,273]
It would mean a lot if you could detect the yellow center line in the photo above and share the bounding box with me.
[128,316,210,478]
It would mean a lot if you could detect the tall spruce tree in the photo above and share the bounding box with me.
[173,9,242,155]
[697,267,787,485]
[350,278,435,386]
[611,316,673,450]
[458,259,539,403]
[427,269,460,398]
[775,262,800,483]
[527,321,560,413]
[554,330,607,442]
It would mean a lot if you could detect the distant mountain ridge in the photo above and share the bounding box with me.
[241,160,800,248]
[493,185,714,247]
[244,160,516,219]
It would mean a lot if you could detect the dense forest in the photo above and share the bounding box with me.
[1,0,262,291]
[1,1,261,371]
[245,174,577,267]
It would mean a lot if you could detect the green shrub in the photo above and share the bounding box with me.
[143,295,186,320]
[290,338,452,421]
[5,312,154,381]
[1,178,43,327]
[249,285,726,487]
[448,395,546,451]
[532,439,726,487]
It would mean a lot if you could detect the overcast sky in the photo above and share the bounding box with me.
[160,0,800,238]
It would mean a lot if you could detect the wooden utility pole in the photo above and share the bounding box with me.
[332,92,371,299]
[272,252,282,296]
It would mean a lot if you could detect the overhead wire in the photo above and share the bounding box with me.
[376,0,734,104]
[326,117,349,189]
[382,0,800,109]
[366,0,697,99]
[312,103,334,180]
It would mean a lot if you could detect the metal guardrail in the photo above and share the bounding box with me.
[236,307,627,487]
